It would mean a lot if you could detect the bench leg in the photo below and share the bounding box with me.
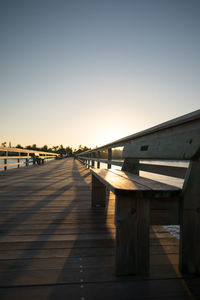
[115,195,150,275]
[91,175,107,207]
[179,159,200,275]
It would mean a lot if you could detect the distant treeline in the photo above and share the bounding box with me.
[1,142,122,158]
[95,149,122,159]
[0,142,91,156]
[14,144,92,156]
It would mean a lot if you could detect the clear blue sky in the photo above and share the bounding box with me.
[1,0,200,149]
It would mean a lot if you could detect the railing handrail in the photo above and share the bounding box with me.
[0,147,59,170]
[78,109,200,156]
[0,147,59,156]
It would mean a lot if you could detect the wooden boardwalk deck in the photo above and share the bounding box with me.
[0,158,199,299]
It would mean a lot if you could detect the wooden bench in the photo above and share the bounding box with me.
[90,110,200,276]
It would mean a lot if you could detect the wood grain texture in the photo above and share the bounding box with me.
[180,158,200,274]
[90,168,181,198]
[123,119,200,160]
[0,158,199,299]
[115,195,150,275]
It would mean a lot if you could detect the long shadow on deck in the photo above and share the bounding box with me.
[48,160,115,299]
[0,160,199,299]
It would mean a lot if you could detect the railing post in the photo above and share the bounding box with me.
[107,148,112,169]
[179,158,200,274]
[26,154,29,167]
[122,158,139,175]
[91,152,95,168]
[18,152,20,168]
[4,151,7,171]
[33,153,36,165]
[97,151,100,168]
[88,155,90,169]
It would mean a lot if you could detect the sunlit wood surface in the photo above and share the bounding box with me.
[0,158,199,299]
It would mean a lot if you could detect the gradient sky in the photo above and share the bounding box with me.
[1,0,200,149]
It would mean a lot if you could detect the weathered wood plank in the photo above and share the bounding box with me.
[91,174,107,207]
[180,158,200,274]
[139,163,187,179]
[115,195,150,275]
[0,158,200,299]
[123,118,200,160]
[91,168,181,198]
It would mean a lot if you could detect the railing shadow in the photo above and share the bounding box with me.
[48,159,115,299]
[0,159,198,299]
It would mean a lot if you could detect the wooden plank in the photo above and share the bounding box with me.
[91,169,181,197]
[0,157,199,299]
[115,195,150,275]
[179,158,200,274]
[150,197,180,225]
[0,162,24,167]
[91,174,107,207]
[107,148,112,169]
[139,163,187,179]
[0,147,58,156]
[0,282,195,300]
[122,158,139,174]
[110,169,181,191]
[123,119,200,160]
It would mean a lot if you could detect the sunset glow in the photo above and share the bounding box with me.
[1,0,200,149]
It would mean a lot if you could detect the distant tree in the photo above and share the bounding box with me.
[112,149,122,159]
[58,145,66,156]
[16,144,23,149]
[82,146,91,152]
[74,145,91,154]
[1,142,6,147]
[41,145,48,152]
[26,145,32,150]
[52,145,59,152]
[32,144,37,150]
[66,146,73,156]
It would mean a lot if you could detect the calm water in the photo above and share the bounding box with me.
[0,158,31,171]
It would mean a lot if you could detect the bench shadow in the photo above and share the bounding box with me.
[0,159,199,299]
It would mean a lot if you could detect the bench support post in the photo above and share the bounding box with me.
[97,151,100,168]
[108,148,112,169]
[91,175,107,207]
[122,158,139,175]
[91,153,95,168]
[87,156,90,169]
[179,158,200,275]
[115,195,150,275]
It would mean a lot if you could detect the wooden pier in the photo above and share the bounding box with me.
[0,158,199,299]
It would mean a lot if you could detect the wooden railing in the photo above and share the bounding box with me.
[84,109,200,276]
[0,147,59,171]
[77,109,200,182]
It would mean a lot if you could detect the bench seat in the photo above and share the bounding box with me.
[79,110,200,276]
[90,168,182,276]
[90,168,181,198]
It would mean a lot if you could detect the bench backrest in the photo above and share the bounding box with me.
[122,110,200,184]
